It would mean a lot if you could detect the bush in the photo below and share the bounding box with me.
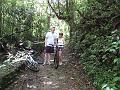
[32,42,44,53]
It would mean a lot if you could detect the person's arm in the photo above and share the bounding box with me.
[54,38,58,46]
[54,33,58,46]
[45,37,47,47]
[45,32,48,47]
[63,38,65,45]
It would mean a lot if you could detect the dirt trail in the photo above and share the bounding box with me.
[6,52,96,90]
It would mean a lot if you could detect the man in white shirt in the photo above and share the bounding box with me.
[44,27,57,65]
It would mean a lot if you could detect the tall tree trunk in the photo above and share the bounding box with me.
[67,0,75,38]
[0,0,3,37]
[47,16,50,28]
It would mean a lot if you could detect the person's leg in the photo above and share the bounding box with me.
[43,46,49,65]
[59,50,62,65]
[43,53,47,65]
[47,53,51,65]
[47,46,54,65]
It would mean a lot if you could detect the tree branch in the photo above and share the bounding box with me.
[47,0,70,20]
[47,0,59,18]
[77,10,87,19]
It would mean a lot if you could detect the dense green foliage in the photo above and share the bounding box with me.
[66,0,120,90]
[0,0,49,46]
[0,0,53,55]
[0,0,68,51]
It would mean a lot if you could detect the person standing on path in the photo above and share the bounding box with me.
[44,27,58,65]
[57,33,65,65]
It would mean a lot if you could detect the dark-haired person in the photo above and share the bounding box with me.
[57,33,65,65]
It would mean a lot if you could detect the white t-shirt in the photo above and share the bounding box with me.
[45,32,57,46]
[58,38,64,47]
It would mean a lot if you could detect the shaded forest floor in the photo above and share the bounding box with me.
[6,48,96,90]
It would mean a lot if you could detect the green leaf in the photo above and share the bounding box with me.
[114,58,120,63]
[113,77,120,82]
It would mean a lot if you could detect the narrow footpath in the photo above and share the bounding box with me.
[6,50,96,90]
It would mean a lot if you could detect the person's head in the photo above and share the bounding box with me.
[51,27,55,33]
[59,33,63,38]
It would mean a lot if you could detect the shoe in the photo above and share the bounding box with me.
[43,60,46,65]
[59,62,62,65]
[42,63,46,66]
